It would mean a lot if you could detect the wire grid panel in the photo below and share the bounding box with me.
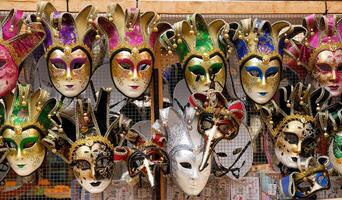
[0,9,333,200]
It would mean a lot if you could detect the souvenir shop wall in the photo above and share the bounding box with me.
[0,0,341,199]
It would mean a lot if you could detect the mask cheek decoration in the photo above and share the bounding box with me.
[111,50,153,98]
[72,143,114,193]
[0,45,18,97]
[4,128,46,176]
[47,48,91,98]
[240,57,280,104]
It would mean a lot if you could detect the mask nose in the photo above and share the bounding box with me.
[90,165,96,180]
[192,168,199,179]
[66,66,73,81]
[16,148,23,160]
[130,68,138,81]
[331,69,337,81]
[204,73,212,87]
[261,75,266,86]
[199,125,217,171]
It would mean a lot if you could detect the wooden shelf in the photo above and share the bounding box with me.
[0,1,341,14]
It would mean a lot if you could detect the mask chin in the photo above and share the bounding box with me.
[77,179,111,193]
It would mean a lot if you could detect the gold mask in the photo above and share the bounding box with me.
[184,54,226,93]
[3,127,45,176]
[241,57,281,104]
[111,49,153,98]
[47,47,91,98]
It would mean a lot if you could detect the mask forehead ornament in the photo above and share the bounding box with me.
[222,18,293,104]
[188,89,245,171]
[97,4,171,98]
[0,84,58,176]
[0,9,45,97]
[43,88,117,193]
[285,15,342,97]
[35,2,103,98]
[160,14,227,93]
[261,83,331,169]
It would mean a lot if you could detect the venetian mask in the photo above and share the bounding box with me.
[160,14,228,93]
[241,57,281,104]
[71,137,114,193]
[37,4,100,97]
[223,18,292,104]
[111,49,153,98]
[43,89,117,193]
[0,84,57,176]
[188,90,245,171]
[47,47,92,97]
[184,54,226,93]
[213,124,253,179]
[313,49,342,97]
[329,133,342,175]
[274,118,317,169]
[0,45,18,97]
[0,9,45,97]
[280,158,330,199]
[160,107,211,196]
[98,4,170,98]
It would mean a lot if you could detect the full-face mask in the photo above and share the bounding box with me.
[280,157,332,199]
[160,14,227,93]
[42,88,117,193]
[0,10,45,97]
[261,83,331,169]
[36,2,104,98]
[285,15,342,97]
[188,90,245,171]
[0,84,58,176]
[97,4,171,98]
[156,107,210,196]
[222,18,294,104]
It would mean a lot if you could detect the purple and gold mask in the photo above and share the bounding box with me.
[98,4,171,98]
[0,10,45,97]
[0,84,58,176]
[36,3,103,98]
[286,15,342,97]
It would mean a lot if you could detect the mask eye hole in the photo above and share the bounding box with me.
[337,64,342,72]
[51,59,66,69]
[189,65,205,76]
[216,152,228,157]
[23,141,35,148]
[0,59,7,68]
[72,59,86,69]
[209,63,222,75]
[265,67,278,78]
[75,160,91,170]
[117,59,133,70]
[97,157,110,168]
[4,138,16,149]
[284,132,299,144]
[297,180,313,192]
[233,148,242,155]
[317,64,332,73]
[245,66,261,77]
[180,162,192,169]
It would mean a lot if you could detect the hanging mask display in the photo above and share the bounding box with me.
[114,120,169,187]
[0,84,58,176]
[35,2,104,98]
[97,4,171,98]
[188,90,245,171]
[285,15,342,97]
[222,18,293,104]
[156,107,210,196]
[43,88,117,193]
[261,82,331,169]
[0,9,45,97]
[279,156,332,199]
[160,14,228,93]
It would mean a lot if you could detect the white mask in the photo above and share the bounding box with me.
[161,107,211,196]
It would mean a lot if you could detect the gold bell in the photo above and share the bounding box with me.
[286,100,291,108]
[284,38,289,43]
[324,132,329,138]
[95,34,101,40]
[238,34,243,39]
[177,38,182,44]
[172,43,178,49]
[153,26,158,32]
[189,29,194,35]
[299,97,304,105]
[167,50,173,55]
